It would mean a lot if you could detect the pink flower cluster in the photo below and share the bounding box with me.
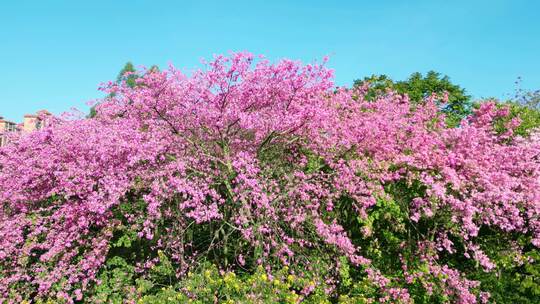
[1,53,539,302]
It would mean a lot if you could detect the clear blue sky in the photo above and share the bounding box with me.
[1,0,539,122]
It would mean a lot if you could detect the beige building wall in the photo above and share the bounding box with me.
[22,110,51,132]
[0,118,5,147]
[23,115,38,132]
[0,118,5,133]
[0,110,50,147]
[0,118,18,147]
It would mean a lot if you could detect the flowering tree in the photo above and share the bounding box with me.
[1,53,540,303]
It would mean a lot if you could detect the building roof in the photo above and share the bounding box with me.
[24,110,52,118]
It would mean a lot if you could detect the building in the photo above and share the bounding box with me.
[0,117,18,147]
[0,110,51,147]
[22,110,51,132]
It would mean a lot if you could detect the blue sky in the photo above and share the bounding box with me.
[1,0,539,121]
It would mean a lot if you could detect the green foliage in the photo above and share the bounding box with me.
[89,256,138,303]
[354,71,471,126]
[329,175,540,303]
[88,106,98,119]
[87,253,334,304]
[477,253,540,303]
[116,62,138,89]
[89,62,161,118]
[490,101,540,137]
[353,74,395,101]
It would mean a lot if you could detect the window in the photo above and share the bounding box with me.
[7,123,16,132]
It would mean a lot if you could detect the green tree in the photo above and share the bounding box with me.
[488,84,540,138]
[492,102,540,137]
[353,74,395,101]
[89,62,160,118]
[355,71,471,126]
[116,61,138,89]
